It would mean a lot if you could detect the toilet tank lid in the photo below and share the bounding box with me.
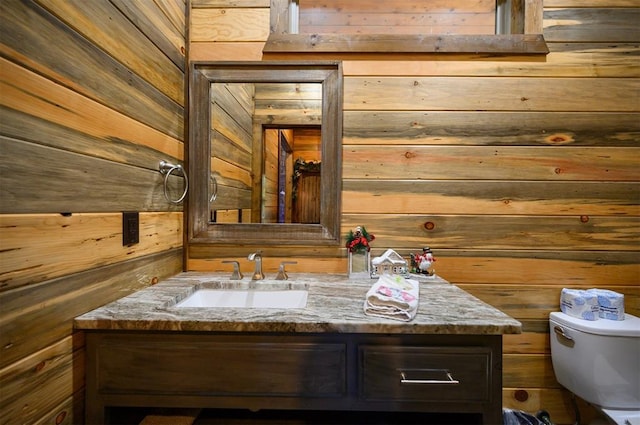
[550,312,640,337]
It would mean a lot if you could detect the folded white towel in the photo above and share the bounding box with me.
[364,274,419,322]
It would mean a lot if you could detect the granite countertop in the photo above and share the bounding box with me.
[74,272,521,335]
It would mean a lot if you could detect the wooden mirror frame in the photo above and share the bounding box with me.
[265,0,548,56]
[188,61,343,246]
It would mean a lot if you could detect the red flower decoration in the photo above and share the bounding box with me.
[345,226,375,253]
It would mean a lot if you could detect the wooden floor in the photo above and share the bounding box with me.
[110,408,482,425]
[195,409,480,424]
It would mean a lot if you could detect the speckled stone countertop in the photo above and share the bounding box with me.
[74,273,521,335]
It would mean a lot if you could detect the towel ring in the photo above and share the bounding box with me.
[209,175,218,203]
[159,160,188,204]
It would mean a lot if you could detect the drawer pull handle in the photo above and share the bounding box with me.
[399,369,460,385]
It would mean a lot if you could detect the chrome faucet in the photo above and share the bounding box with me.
[276,261,297,280]
[247,251,264,280]
[222,260,243,280]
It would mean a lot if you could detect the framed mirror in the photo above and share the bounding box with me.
[188,62,343,245]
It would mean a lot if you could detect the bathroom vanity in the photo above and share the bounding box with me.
[75,273,521,424]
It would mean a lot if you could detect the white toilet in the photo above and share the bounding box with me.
[549,311,640,425]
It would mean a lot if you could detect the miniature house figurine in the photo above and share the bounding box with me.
[371,249,409,278]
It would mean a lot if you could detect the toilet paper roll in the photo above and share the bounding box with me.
[560,288,600,320]
[588,288,625,321]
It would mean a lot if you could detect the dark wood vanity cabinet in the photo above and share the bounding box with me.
[360,345,493,404]
[85,331,502,424]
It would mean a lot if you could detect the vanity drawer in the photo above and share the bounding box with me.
[94,334,347,398]
[359,345,491,402]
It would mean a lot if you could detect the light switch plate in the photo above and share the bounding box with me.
[122,211,139,246]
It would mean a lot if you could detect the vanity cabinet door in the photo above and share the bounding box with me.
[359,345,491,402]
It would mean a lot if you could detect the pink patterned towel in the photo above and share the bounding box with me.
[364,274,419,322]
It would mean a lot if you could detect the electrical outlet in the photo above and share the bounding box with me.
[122,211,139,246]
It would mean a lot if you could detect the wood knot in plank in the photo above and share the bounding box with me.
[544,133,574,145]
[514,389,529,402]
[56,411,67,425]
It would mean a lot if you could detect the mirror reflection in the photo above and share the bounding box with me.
[188,62,342,246]
[209,82,322,224]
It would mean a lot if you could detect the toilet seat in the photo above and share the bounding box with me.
[601,407,640,425]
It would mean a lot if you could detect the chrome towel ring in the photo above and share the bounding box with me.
[209,175,218,203]
[158,160,188,204]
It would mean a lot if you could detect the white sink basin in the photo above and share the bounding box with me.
[175,288,308,309]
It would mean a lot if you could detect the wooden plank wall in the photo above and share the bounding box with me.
[263,128,280,222]
[189,1,639,424]
[210,82,254,218]
[0,0,186,423]
[299,0,497,35]
[293,128,322,162]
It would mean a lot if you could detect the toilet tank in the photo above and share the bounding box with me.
[549,312,640,410]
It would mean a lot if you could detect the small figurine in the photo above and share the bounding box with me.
[346,226,375,253]
[346,226,375,278]
[411,246,436,276]
[371,248,409,278]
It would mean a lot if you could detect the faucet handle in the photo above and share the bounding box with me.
[276,261,297,280]
[247,250,262,260]
[222,260,243,280]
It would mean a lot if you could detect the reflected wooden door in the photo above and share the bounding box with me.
[293,171,320,224]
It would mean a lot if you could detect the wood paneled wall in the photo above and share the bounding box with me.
[262,128,280,222]
[210,82,254,217]
[0,0,187,423]
[189,1,639,424]
[298,0,497,35]
[293,128,322,162]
